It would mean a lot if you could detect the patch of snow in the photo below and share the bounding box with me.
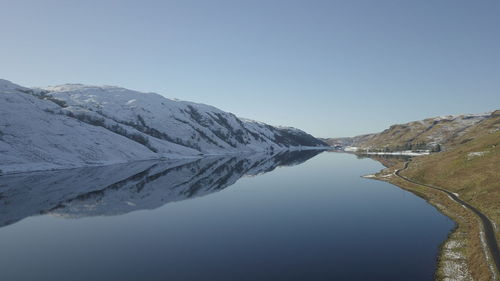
[467,151,489,160]
[441,239,472,281]
[480,230,499,281]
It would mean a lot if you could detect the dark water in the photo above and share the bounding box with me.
[0,151,453,281]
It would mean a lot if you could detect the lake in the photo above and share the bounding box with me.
[0,151,454,281]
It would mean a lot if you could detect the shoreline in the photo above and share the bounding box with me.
[366,160,499,281]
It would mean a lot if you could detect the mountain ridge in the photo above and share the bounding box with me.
[0,79,327,175]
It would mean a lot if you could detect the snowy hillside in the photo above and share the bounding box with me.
[0,79,326,174]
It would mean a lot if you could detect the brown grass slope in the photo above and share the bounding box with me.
[357,112,491,151]
[364,110,499,280]
[401,110,500,243]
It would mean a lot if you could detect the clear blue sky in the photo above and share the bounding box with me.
[1,0,499,137]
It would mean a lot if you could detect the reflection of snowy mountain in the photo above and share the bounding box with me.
[0,150,323,226]
[0,79,326,174]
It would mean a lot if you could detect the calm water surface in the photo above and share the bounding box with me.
[0,151,453,281]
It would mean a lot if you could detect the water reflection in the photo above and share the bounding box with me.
[354,154,412,167]
[326,150,412,168]
[0,150,322,227]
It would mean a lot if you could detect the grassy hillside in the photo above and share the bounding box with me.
[364,110,499,280]
[326,112,492,152]
[401,111,500,239]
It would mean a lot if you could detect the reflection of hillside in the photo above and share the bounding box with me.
[355,154,411,168]
[0,150,323,226]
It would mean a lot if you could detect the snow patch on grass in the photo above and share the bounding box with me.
[467,151,490,160]
[441,239,472,281]
[480,230,499,281]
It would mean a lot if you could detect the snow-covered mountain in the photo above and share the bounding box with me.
[0,79,326,174]
[0,150,322,226]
